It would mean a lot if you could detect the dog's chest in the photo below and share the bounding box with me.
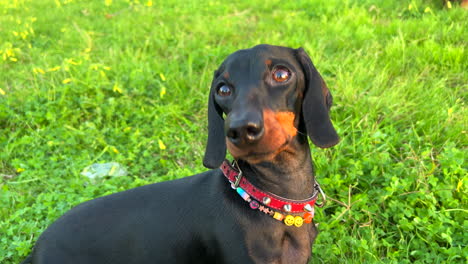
[243,224,317,263]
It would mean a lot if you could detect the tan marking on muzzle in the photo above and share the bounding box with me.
[274,111,297,138]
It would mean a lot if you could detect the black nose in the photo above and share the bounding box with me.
[226,112,264,146]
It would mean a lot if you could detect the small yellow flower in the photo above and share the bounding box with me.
[160,86,166,98]
[62,78,72,84]
[146,0,153,7]
[105,0,112,6]
[447,1,452,9]
[111,146,119,154]
[158,140,166,150]
[447,108,454,116]
[10,57,18,62]
[159,73,166,81]
[0,88,6,95]
[424,7,432,13]
[66,58,80,65]
[17,168,25,173]
[20,31,29,39]
[47,66,61,72]
[113,82,123,94]
[457,179,463,192]
[33,67,45,74]
[6,48,15,57]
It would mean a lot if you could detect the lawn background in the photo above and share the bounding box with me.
[0,0,466,263]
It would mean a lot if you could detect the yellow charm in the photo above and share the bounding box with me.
[294,216,304,227]
[273,212,284,221]
[284,215,295,226]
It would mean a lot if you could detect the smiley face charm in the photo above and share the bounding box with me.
[284,215,295,226]
[294,216,304,227]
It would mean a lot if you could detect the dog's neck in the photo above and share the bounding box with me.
[237,135,315,200]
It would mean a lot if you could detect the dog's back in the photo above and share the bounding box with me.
[26,171,253,264]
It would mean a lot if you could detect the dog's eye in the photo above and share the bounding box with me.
[217,85,232,96]
[272,67,291,83]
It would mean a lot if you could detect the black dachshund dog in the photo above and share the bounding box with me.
[21,44,339,264]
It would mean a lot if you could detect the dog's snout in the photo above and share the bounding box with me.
[226,112,264,146]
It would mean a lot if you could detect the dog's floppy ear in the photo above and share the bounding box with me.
[203,71,227,168]
[296,47,339,148]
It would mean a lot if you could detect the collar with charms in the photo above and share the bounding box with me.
[220,160,326,227]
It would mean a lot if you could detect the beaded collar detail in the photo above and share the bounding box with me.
[220,160,326,227]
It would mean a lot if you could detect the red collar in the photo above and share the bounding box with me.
[220,160,326,227]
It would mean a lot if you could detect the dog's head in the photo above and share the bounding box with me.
[203,44,339,168]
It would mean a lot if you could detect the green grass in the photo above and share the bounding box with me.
[0,0,466,263]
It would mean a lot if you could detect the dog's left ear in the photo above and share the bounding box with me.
[203,71,227,168]
[296,47,339,148]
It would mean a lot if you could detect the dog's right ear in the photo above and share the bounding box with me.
[203,71,227,169]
